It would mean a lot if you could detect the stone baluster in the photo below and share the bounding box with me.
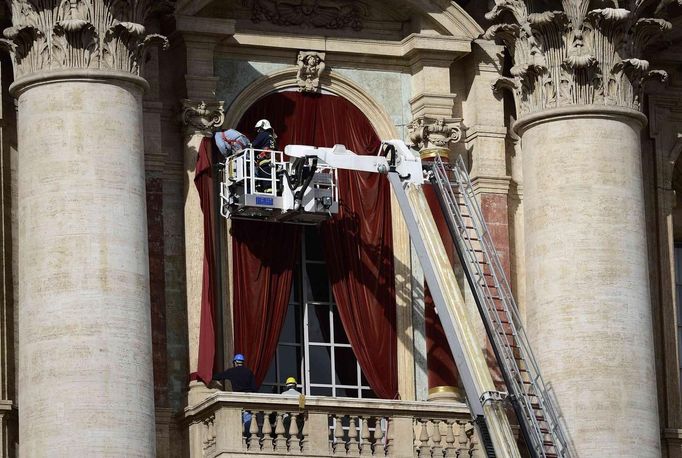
[418,419,430,457]
[333,414,346,455]
[359,416,372,457]
[456,421,468,455]
[373,417,385,456]
[261,412,275,452]
[384,417,393,455]
[465,422,481,458]
[431,420,443,457]
[288,412,302,454]
[274,412,287,452]
[443,420,456,458]
[347,417,361,456]
[247,411,259,450]
[300,413,309,454]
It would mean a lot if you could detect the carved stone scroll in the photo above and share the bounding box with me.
[408,117,463,151]
[181,100,225,136]
[0,0,172,80]
[296,51,326,93]
[484,0,675,116]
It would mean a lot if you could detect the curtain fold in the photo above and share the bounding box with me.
[232,220,301,386]
[233,92,398,398]
[192,137,217,384]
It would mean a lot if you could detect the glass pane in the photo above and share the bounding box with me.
[306,263,330,302]
[310,386,333,397]
[335,388,358,398]
[262,358,276,385]
[308,305,331,343]
[334,347,358,386]
[309,346,332,384]
[291,268,301,302]
[333,309,349,344]
[280,304,301,343]
[279,346,302,387]
[361,389,378,399]
[305,227,325,261]
[259,384,279,394]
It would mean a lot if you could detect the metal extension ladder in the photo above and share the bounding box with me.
[428,155,571,458]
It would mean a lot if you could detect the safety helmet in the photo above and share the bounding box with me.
[255,119,272,131]
[233,353,245,363]
[285,377,297,385]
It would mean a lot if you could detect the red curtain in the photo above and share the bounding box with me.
[234,92,398,398]
[232,220,300,385]
[192,138,217,384]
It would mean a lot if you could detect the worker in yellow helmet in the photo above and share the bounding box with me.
[282,376,301,397]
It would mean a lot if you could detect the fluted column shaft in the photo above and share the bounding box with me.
[2,1,169,455]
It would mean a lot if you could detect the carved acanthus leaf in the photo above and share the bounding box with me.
[484,0,673,116]
[1,0,171,79]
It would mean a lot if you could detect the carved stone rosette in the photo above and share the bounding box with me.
[181,100,225,136]
[484,0,676,116]
[408,117,463,154]
[296,51,326,93]
[0,0,171,80]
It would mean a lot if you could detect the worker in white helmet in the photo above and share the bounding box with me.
[252,119,277,192]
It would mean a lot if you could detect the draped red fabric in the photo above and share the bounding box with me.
[232,220,301,385]
[234,92,397,398]
[423,180,460,390]
[192,137,217,384]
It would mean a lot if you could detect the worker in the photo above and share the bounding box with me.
[214,128,251,160]
[213,354,257,433]
[281,377,301,397]
[213,353,257,392]
[252,119,277,192]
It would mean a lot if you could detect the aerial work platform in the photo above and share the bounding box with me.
[218,140,571,458]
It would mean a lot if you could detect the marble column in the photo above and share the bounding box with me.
[486,2,671,456]
[2,1,168,455]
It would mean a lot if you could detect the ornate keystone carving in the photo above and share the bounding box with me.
[296,51,326,93]
[243,0,368,31]
[484,0,676,116]
[408,117,463,151]
[181,100,225,136]
[0,1,171,80]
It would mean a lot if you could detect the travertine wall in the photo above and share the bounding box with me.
[520,109,660,457]
[15,78,155,456]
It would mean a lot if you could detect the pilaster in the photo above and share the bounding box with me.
[181,99,224,384]
[649,89,682,458]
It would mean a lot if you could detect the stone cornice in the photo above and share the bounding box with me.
[471,176,512,196]
[1,0,171,82]
[484,1,675,117]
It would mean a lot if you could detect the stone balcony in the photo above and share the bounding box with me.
[183,387,484,457]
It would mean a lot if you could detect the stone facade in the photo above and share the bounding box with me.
[0,0,681,456]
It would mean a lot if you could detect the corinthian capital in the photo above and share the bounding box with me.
[0,0,172,80]
[181,100,225,136]
[484,0,677,117]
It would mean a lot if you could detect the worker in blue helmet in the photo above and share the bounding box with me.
[213,353,258,433]
[213,353,257,393]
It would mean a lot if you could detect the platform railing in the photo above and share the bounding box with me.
[183,389,485,457]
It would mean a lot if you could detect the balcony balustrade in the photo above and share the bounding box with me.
[183,388,484,457]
